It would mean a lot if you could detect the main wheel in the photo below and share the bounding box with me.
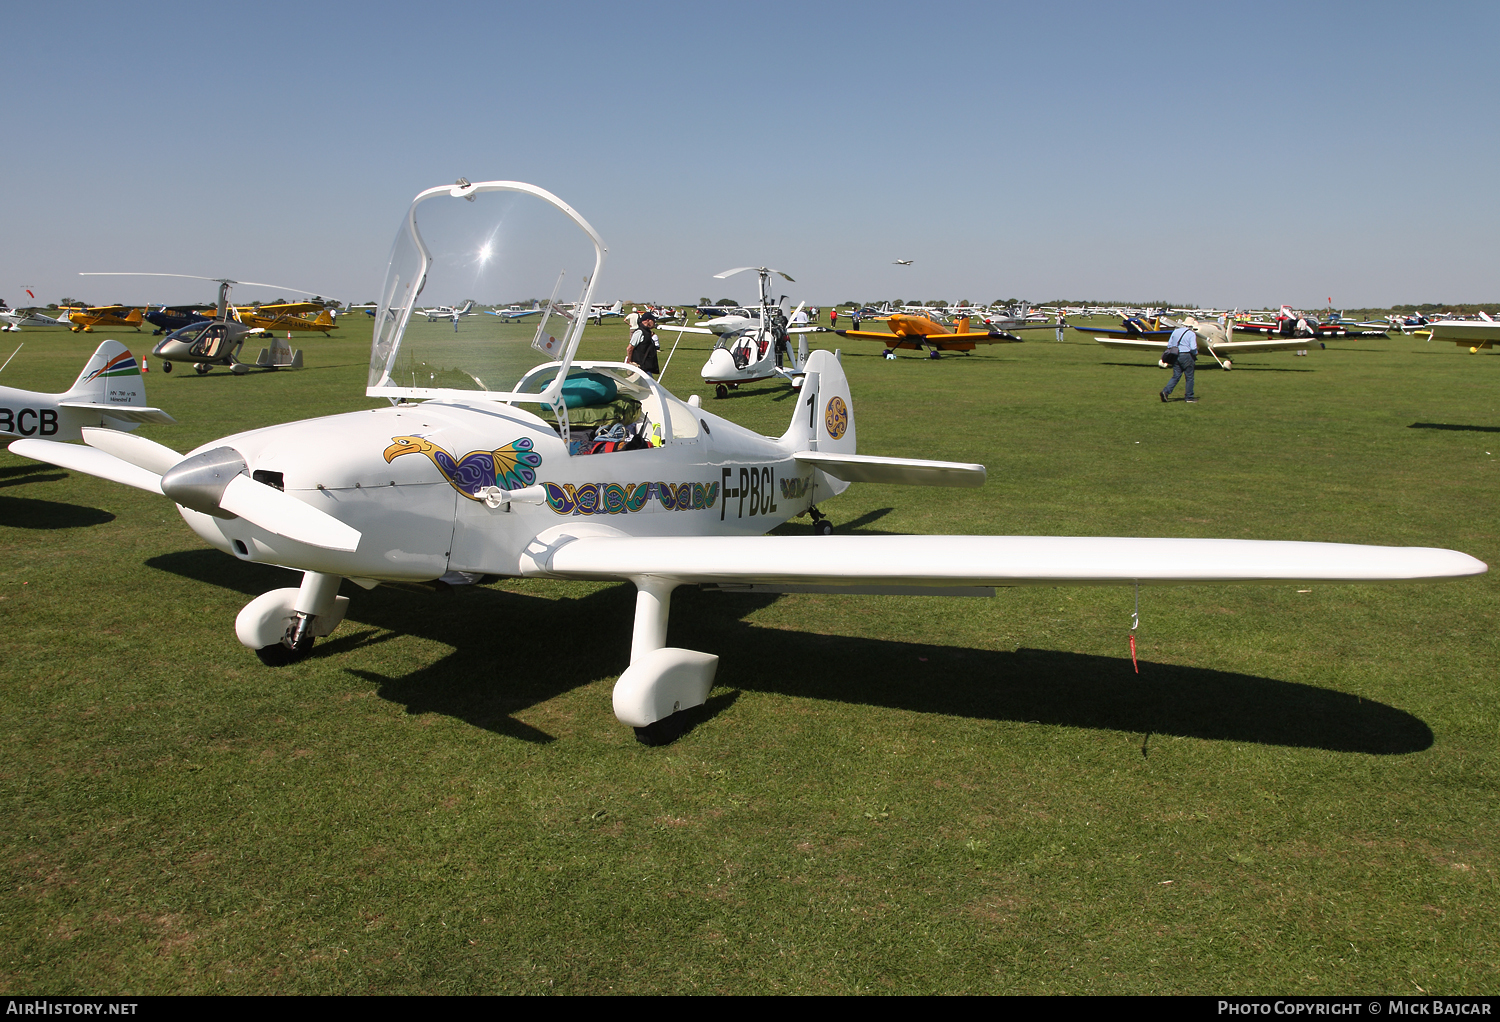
[194,363,210,375]
[634,712,687,746]
[162,361,173,373]
[814,519,833,536]
[254,632,313,666]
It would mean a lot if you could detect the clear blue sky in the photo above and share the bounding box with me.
[4,1,1496,310]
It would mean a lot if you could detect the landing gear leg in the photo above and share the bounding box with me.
[809,506,832,536]
[241,571,348,667]
[613,578,718,745]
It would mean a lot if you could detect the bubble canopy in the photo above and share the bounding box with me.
[367,181,607,406]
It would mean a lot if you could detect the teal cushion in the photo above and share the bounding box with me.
[560,371,619,408]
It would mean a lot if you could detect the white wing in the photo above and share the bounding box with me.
[524,534,1485,588]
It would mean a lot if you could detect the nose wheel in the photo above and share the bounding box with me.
[161,361,173,373]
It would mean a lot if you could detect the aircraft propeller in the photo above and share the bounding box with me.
[24,428,363,553]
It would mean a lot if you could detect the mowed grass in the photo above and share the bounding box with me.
[0,319,1496,994]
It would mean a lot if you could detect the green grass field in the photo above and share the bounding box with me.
[1,320,1495,994]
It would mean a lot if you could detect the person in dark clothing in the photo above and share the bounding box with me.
[628,311,661,376]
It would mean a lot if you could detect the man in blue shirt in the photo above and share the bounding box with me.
[1160,316,1199,403]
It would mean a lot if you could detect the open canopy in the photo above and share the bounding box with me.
[367,181,607,406]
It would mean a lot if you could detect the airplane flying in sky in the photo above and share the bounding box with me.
[0,339,175,442]
[11,179,1485,745]
[893,259,913,266]
[835,310,1040,358]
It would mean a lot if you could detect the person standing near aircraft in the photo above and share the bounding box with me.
[1160,315,1199,403]
[627,310,660,376]
[1056,313,1066,343]
[829,307,838,328]
[851,307,861,332]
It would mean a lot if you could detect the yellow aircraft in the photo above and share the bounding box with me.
[231,302,337,334]
[835,312,1040,359]
[63,305,145,333]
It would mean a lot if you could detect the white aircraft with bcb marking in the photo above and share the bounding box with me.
[9,180,1486,744]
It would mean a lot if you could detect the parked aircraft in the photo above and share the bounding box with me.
[1426,314,1500,352]
[665,268,821,396]
[0,339,174,442]
[488,302,546,321]
[835,310,1031,358]
[0,301,71,332]
[62,305,145,333]
[419,300,478,327]
[235,302,337,334]
[80,273,318,375]
[1092,318,1322,369]
[144,305,214,335]
[11,180,1485,746]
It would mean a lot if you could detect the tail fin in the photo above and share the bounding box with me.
[314,309,334,326]
[784,348,855,454]
[68,340,146,406]
[458,300,475,315]
[124,308,143,326]
[610,300,622,314]
[784,349,854,501]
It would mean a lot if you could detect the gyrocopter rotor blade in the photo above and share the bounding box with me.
[79,273,332,300]
[713,266,796,283]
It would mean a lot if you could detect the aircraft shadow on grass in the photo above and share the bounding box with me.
[0,462,116,528]
[147,549,1433,755]
[1409,422,1500,434]
[1099,362,1312,373]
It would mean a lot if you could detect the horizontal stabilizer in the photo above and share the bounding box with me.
[794,451,986,487]
[525,535,1487,588]
[8,438,165,494]
[59,402,177,425]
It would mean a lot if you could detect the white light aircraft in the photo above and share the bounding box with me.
[9,180,1486,746]
[419,300,479,326]
[1,339,175,442]
[893,259,913,266]
[0,301,71,332]
[663,267,821,398]
[1426,313,1500,352]
[1093,316,1323,369]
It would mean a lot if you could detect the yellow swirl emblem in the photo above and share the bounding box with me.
[824,396,848,440]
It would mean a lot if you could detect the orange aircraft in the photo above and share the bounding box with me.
[63,305,145,333]
[835,312,1043,359]
[231,302,337,334]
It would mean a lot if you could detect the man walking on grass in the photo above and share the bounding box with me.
[1160,315,1199,403]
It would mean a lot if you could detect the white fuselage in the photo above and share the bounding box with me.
[175,373,830,583]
